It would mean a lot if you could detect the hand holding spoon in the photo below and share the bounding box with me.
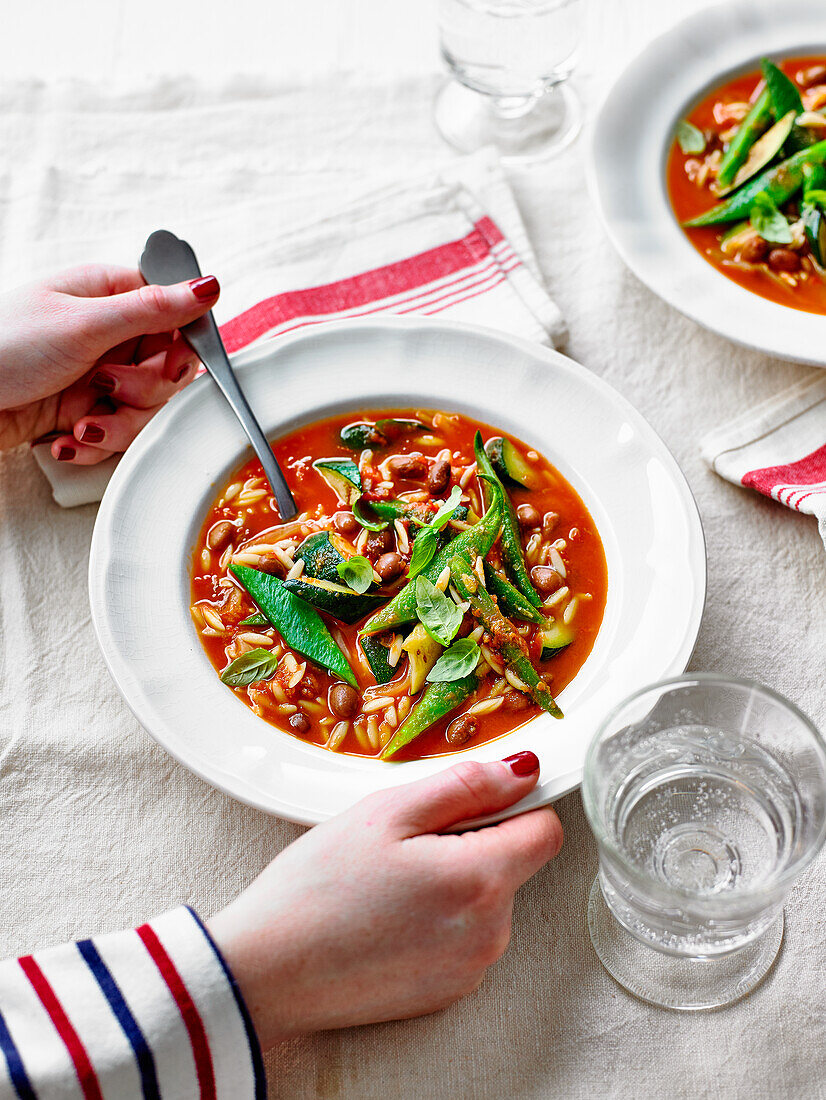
[139,230,298,520]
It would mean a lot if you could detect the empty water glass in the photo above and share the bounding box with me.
[435,0,583,163]
[582,675,826,1010]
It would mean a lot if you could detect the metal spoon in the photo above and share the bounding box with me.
[139,229,298,520]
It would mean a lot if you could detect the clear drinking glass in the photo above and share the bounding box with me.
[582,675,826,1010]
[435,0,583,163]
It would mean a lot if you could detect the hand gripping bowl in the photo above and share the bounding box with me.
[89,318,706,825]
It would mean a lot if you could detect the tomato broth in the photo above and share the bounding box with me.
[668,56,826,312]
[191,410,607,761]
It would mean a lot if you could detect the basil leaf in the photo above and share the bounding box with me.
[415,575,463,647]
[749,192,793,244]
[408,486,463,580]
[676,119,706,155]
[220,648,279,687]
[352,495,390,532]
[431,484,463,529]
[408,528,439,580]
[426,638,481,683]
[337,555,374,594]
[239,612,269,626]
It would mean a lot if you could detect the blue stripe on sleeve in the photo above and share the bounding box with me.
[0,1005,37,1100]
[185,907,266,1100]
[76,939,161,1100]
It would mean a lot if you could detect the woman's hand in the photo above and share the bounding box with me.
[0,264,220,463]
[208,752,562,1050]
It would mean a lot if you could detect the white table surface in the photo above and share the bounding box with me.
[2,1,825,1097]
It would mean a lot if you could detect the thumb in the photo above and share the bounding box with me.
[78,276,220,348]
[382,752,541,836]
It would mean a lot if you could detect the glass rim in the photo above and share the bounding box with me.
[439,0,577,14]
[581,673,826,909]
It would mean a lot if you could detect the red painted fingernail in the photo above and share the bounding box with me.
[90,370,117,394]
[503,751,539,777]
[56,446,76,462]
[189,275,220,302]
[79,424,105,444]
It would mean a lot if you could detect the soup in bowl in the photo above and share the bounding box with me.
[191,410,607,762]
[668,55,826,312]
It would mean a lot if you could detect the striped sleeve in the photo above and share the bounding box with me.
[0,906,265,1100]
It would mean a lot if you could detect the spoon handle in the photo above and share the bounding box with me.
[139,230,298,520]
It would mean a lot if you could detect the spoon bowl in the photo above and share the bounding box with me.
[139,229,298,519]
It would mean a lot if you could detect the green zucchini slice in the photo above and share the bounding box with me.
[359,634,396,684]
[282,576,384,624]
[339,418,427,450]
[295,531,354,583]
[537,620,574,659]
[340,422,386,449]
[313,458,362,504]
[484,437,539,489]
[718,110,796,195]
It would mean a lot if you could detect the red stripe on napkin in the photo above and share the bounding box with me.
[219,217,507,353]
[742,443,826,509]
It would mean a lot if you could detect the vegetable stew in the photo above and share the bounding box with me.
[668,56,826,312]
[191,410,607,761]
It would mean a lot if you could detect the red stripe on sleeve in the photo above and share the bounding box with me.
[136,923,217,1100]
[18,955,104,1100]
[741,442,826,502]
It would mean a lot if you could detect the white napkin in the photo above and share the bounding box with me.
[29,149,563,508]
[701,371,826,553]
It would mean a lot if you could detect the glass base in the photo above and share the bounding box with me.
[433,78,582,164]
[587,878,783,1011]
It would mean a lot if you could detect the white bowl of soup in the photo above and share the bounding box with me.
[89,318,705,823]
[588,0,826,364]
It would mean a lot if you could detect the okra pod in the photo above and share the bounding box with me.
[686,141,826,227]
[359,481,504,635]
[381,674,477,760]
[368,497,469,530]
[449,553,562,719]
[716,87,771,187]
[231,565,358,687]
[473,432,541,608]
[367,498,432,524]
[483,563,544,624]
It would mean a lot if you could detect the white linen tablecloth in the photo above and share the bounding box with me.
[1,1,825,1097]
